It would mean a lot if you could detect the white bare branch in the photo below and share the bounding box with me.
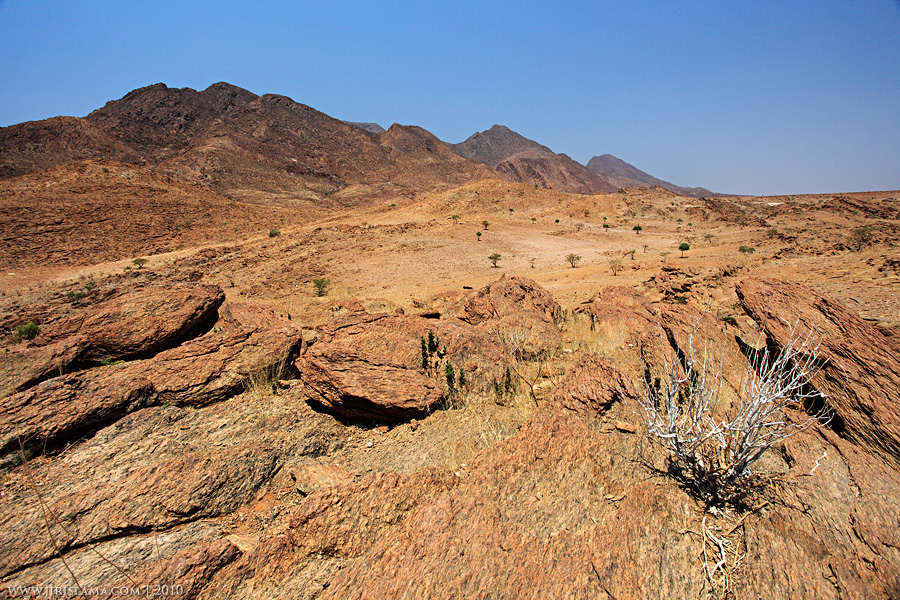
[637,314,830,504]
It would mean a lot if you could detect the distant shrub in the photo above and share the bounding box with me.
[849,225,876,251]
[565,253,581,268]
[739,245,755,255]
[269,229,281,237]
[488,253,501,267]
[132,258,147,269]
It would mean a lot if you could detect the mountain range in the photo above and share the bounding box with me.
[0,82,715,200]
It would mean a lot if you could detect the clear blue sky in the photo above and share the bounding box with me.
[1,0,898,195]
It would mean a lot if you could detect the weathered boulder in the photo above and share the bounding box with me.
[300,343,444,422]
[0,303,302,468]
[0,283,224,397]
[443,274,562,359]
[0,366,157,468]
[736,277,900,469]
[0,442,277,577]
[551,353,638,415]
[298,312,505,422]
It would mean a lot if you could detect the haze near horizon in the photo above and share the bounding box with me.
[1,0,898,196]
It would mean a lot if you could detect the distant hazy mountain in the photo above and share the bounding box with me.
[451,125,618,194]
[345,121,387,134]
[586,154,714,198]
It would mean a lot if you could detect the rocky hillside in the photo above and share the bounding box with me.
[587,153,716,197]
[0,83,496,202]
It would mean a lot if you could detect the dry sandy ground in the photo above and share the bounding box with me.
[2,180,898,331]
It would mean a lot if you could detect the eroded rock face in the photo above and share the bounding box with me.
[0,302,302,469]
[736,277,900,469]
[0,284,224,398]
[443,274,562,359]
[297,312,506,422]
[552,353,637,415]
[0,365,156,469]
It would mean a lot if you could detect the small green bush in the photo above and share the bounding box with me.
[15,321,40,341]
[269,229,281,237]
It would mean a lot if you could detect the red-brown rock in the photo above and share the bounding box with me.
[0,283,223,397]
[297,312,506,422]
[736,277,900,469]
[552,353,638,415]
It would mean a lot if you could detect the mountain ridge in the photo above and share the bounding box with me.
[0,82,717,199]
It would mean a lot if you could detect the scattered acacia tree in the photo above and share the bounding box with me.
[679,242,690,257]
[451,215,460,224]
[643,244,649,253]
[849,225,876,251]
[602,223,610,232]
[637,317,830,505]
[132,258,148,269]
[531,217,537,224]
[268,229,281,237]
[312,278,330,297]
[661,251,672,263]
[476,231,482,242]
[704,233,715,245]
[488,253,502,267]
[482,220,490,230]
[565,253,582,268]
[633,224,642,234]
[529,257,536,268]
[608,258,623,276]
[739,245,756,256]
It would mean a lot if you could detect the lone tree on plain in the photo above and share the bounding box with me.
[488,253,502,267]
[565,253,581,268]
[660,251,672,263]
[312,278,330,297]
[739,245,756,256]
[451,215,460,224]
[602,223,610,232]
[476,231,482,242]
[608,258,623,276]
[679,242,690,257]
[482,220,490,230]
[633,224,642,234]
[132,258,148,269]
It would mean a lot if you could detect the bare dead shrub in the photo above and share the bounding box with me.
[637,316,830,505]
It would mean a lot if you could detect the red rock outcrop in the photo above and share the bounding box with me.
[298,312,506,422]
[552,353,638,415]
[0,283,224,397]
[736,277,900,469]
[0,301,300,468]
[443,274,562,359]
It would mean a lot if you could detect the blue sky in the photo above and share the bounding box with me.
[1,0,898,195]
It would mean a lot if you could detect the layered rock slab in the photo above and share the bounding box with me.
[0,283,224,398]
[736,277,900,469]
[0,301,301,468]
